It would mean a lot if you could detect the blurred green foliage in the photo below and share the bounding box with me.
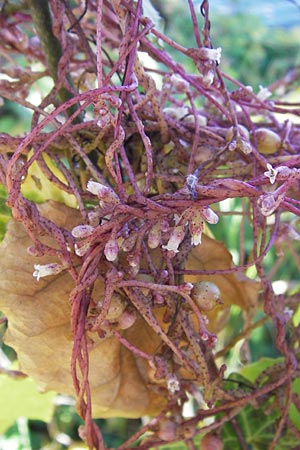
[164,2,300,88]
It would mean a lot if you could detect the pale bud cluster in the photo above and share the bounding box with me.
[161,206,219,255]
[264,164,299,185]
[259,165,300,215]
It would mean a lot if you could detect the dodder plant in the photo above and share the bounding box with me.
[0,1,299,449]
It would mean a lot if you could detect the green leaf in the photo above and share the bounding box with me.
[0,185,11,242]
[222,403,279,450]
[0,371,56,434]
[239,357,284,383]
[289,378,300,429]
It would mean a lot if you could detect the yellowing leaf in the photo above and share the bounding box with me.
[0,370,56,434]
[21,151,77,207]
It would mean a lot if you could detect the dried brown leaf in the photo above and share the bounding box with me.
[186,234,260,329]
[0,202,166,418]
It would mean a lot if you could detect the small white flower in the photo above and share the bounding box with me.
[257,85,272,101]
[264,163,278,185]
[162,225,185,253]
[167,375,180,394]
[198,47,222,64]
[33,263,64,281]
[186,174,198,194]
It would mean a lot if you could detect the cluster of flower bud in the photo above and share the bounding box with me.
[259,164,300,215]
[70,181,122,260]
[161,206,219,255]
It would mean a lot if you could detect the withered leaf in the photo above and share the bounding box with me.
[186,234,260,329]
[0,202,166,418]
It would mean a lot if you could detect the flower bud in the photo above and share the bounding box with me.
[191,281,221,311]
[188,210,204,246]
[116,310,137,329]
[87,180,120,206]
[255,128,281,154]
[226,125,250,142]
[257,192,285,216]
[104,239,119,261]
[122,232,137,252]
[170,74,190,92]
[201,433,223,450]
[183,114,207,127]
[197,47,222,64]
[166,374,180,394]
[148,222,162,249]
[104,293,127,321]
[88,210,101,227]
[158,420,177,442]
[201,207,219,224]
[72,224,94,238]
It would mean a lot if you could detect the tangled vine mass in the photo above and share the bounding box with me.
[0,1,300,449]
